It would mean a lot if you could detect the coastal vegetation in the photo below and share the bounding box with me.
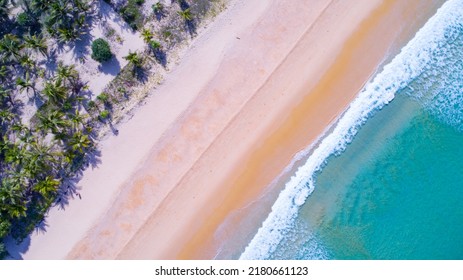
[0,0,226,259]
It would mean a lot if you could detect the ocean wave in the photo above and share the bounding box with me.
[403,10,463,131]
[239,0,463,260]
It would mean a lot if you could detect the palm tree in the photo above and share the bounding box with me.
[74,0,91,13]
[0,177,27,219]
[0,109,14,126]
[0,34,23,62]
[68,109,87,130]
[4,143,25,167]
[56,62,79,87]
[0,135,12,155]
[15,75,35,95]
[23,140,57,178]
[33,177,60,200]
[0,86,14,106]
[68,131,91,153]
[19,54,36,77]
[124,51,142,68]
[31,0,52,12]
[37,110,70,135]
[178,8,193,21]
[57,28,81,43]
[75,13,87,29]
[12,123,34,144]
[0,187,27,219]
[48,1,68,23]
[41,79,68,104]
[0,0,10,23]
[23,34,48,57]
[149,40,161,49]
[141,28,154,43]
[0,65,8,81]
[44,0,90,42]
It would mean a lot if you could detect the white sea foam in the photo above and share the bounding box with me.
[239,0,463,260]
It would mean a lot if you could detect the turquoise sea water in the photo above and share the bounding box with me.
[240,0,463,260]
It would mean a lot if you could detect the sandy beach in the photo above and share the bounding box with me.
[19,0,442,259]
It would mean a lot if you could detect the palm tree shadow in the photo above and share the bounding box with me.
[185,19,197,37]
[70,31,94,63]
[4,236,30,260]
[55,146,101,211]
[11,100,25,117]
[53,135,101,206]
[34,219,49,234]
[134,66,148,83]
[109,121,119,136]
[97,0,115,21]
[86,147,102,169]
[55,193,71,210]
[77,90,93,110]
[56,176,82,210]
[154,9,166,21]
[31,92,45,109]
[44,49,58,73]
[153,49,167,67]
[178,0,190,10]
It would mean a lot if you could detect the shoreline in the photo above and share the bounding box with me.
[172,0,444,259]
[17,0,444,259]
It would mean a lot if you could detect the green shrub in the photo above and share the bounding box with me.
[97,92,109,103]
[16,12,34,27]
[149,40,161,50]
[135,0,145,5]
[104,27,116,38]
[87,100,96,108]
[99,110,109,119]
[91,38,113,63]
[162,30,172,39]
